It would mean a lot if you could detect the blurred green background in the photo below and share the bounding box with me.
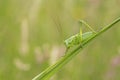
[0,0,120,80]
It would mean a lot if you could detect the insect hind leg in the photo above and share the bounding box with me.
[78,20,96,33]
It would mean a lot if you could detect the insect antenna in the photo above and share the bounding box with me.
[51,15,64,42]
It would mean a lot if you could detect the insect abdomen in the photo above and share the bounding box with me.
[82,32,93,42]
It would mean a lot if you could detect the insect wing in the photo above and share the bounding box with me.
[82,32,94,42]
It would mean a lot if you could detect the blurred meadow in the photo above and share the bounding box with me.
[0,0,120,80]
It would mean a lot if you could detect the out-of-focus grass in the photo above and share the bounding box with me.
[0,0,120,80]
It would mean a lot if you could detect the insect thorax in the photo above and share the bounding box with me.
[64,33,81,48]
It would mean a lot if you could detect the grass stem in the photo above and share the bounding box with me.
[32,17,120,80]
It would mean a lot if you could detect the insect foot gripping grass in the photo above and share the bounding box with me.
[32,17,120,80]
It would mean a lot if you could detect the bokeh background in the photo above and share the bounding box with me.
[0,0,120,80]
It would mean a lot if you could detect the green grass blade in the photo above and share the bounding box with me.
[32,17,120,80]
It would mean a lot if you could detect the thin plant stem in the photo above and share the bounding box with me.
[32,17,120,80]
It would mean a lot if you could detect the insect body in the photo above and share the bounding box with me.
[64,32,94,49]
[64,20,96,49]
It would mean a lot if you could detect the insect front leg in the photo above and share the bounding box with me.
[65,47,69,54]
